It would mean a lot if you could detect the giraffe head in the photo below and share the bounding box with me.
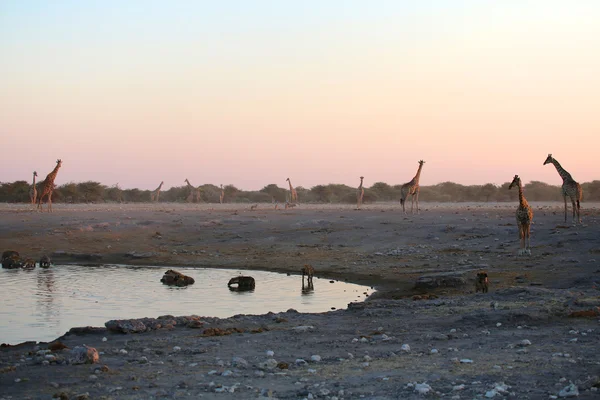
[508,175,521,189]
[33,171,37,177]
[56,159,62,168]
[543,154,553,165]
[418,160,425,166]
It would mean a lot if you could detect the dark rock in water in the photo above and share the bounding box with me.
[414,271,468,290]
[22,258,36,269]
[39,254,51,268]
[161,269,195,286]
[105,319,148,333]
[228,276,256,291]
[2,250,23,269]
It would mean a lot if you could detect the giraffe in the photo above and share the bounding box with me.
[219,184,225,204]
[286,178,298,204]
[400,160,425,214]
[543,154,582,224]
[150,181,164,202]
[508,175,534,256]
[184,179,201,203]
[37,159,62,212]
[357,176,365,209]
[29,171,38,205]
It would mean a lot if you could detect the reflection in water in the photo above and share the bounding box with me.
[0,265,374,345]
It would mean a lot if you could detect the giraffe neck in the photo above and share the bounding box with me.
[32,174,36,186]
[550,159,573,182]
[45,166,60,186]
[288,181,294,191]
[517,182,528,207]
[157,183,163,190]
[413,164,424,183]
[358,179,363,190]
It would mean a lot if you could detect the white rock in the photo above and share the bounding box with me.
[222,370,233,376]
[295,359,308,366]
[430,349,439,354]
[450,329,457,333]
[363,355,372,361]
[414,382,432,394]
[352,338,359,343]
[496,323,502,327]
[558,383,579,397]
[360,337,369,343]
[102,337,107,342]
[485,389,497,398]
[401,344,411,352]
[266,350,274,357]
[308,368,317,373]
[207,370,218,375]
[172,346,181,352]
[310,355,322,362]
[347,353,354,359]
[452,384,465,391]
[460,359,473,363]
[293,325,314,333]
[119,349,128,355]
[518,339,532,347]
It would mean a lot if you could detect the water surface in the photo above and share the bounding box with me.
[0,265,373,344]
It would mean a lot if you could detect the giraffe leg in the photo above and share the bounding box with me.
[410,195,415,214]
[571,198,577,224]
[525,224,531,255]
[576,200,581,224]
[48,192,52,213]
[415,192,420,214]
[563,195,568,223]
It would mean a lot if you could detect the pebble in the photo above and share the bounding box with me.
[452,384,465,391]
[401,344,411,352]
[221,370,233,377]
[172,346,181,352]
[430,349,438,354]
[295,359,308,366]
[102,337,107,342]
[266,350,274,357]
[119,349,128,355]
[310,355,322,362]
[414,382,432,394]
[460,359,473,364]
[558,383,579,397]
[518,339,532,347]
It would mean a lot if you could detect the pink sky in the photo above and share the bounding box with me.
[1,2,598,190]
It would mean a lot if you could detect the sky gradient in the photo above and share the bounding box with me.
[1,1,598,190]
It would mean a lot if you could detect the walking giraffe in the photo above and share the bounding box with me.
[543,154,582,224]
[219,184,225,204]
[184,179,201,203]
[400,160,425,214]
[357,176,365,209]
[150,181,164,202]
[508,175,534,256]
[286,178,298,204]
[29,171,38,205]
[37,159,62,212]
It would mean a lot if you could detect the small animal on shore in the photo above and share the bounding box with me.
[475,271,489,293]
[250,204,258,211]
[22,258,36,269]
[29,171,38,205]
[543,154,582,224]
[400,160,425,214]
[37,159,62,212]
[509,175,533,256]
[285,202,296,209]
[39,255,51,268]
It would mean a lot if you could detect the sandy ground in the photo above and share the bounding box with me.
[1,201,599,399]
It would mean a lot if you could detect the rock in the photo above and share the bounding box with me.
[310,355,322,362]
[124,251,157,259]
[69,345,99,365]
[401,344,411,353]
[414,382,432,394]
[227,276,255,291]
[160,269,195,286]
[105,319,148,333]
[2,250,23,269]
[39,254,51,268]
[293,325,315,333]
[558,383,579,397]
[232,357,248,368]
[414,271,468,290]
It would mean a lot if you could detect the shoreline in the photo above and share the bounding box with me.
[2,202,599,399]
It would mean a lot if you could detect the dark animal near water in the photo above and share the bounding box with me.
[475,271,489,293]
[2,251,23,269]
[160,269,195,287]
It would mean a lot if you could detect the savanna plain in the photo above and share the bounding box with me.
[1,202,599,399]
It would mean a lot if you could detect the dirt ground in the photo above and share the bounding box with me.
[1,201,599,399]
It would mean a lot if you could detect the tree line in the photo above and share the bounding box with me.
[1,180,599,204]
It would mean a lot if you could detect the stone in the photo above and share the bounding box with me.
[1,250,23,269]
[414,271,468,290]
[160,269,195,286]
[69,345,99,365]
[105,319,147,333]
[227,276,255,291]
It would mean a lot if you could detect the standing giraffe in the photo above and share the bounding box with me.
[150,181,164,202]
[29,171,38,205]
[184,179,201,203]
[543,154,582,224]
[357,176,365,209]
[37,159,62,212]
[400,160,425,214]
[286,178,298,204]
[219,184,225,204]
[508,175,534,256]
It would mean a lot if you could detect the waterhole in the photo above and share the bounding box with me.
[0,265,374,344]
